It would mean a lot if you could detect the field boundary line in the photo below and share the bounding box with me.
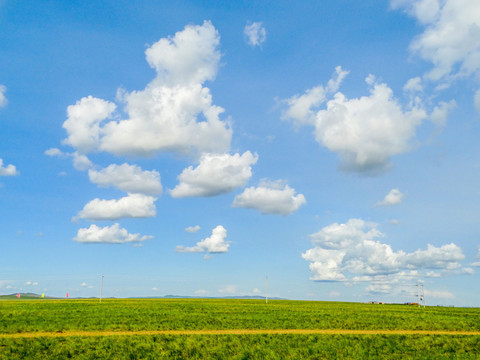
[2,329,480,338]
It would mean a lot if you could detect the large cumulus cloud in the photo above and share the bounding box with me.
[303,219,470,282]
[62,21,232,159]
[284,71,427,174]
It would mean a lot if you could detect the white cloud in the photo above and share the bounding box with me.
[45,148,64,157]
[391,0,441,24]
[170,151,258,198]
[101,84,231,157]
[76,193,157,220]
[475,89,480,114]
[233,179,306,215]
[283,66,349,127]
[0,84,7,107]
[176,225,229,254]
[45,148,93,171]
[403,77,423,93]
[315,80,425,174]
[74,223,153,244]
[89,163,162,195]
[244,21,266,47]
[195,289,208,295]
[404,243,465,270]
[377,188,404,206]
[424,289,455,299]
[303,218,468,282]
[283,86,326,127]
[62,21,231,159]
[62,96,117,154]
[0,158,18,176]
[429,100,456,128]
[145,20,221,85]
[72,152,93,171]
[196,226,229,253]
[218,285,236,294]
[253,288,261,294]
[284,71,426,174]
[185,225,201,233]
[392,0,480,82]
[80,282,88,287]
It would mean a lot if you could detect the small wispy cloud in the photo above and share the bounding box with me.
[0,84,7,107]
[0,159,19,177]
[377,189,404,206]
[244,21,266,47]
[185,225,200,233]
[218,285,236,294]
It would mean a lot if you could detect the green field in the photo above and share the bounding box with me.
[1,298,480,359]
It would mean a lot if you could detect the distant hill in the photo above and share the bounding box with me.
[0,293,58,300]
[0,293,284,301]
[163,295,285,300]
[223,295,285,300]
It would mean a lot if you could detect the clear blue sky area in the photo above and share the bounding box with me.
[1,0,480,306]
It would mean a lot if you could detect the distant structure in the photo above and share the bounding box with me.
[415,283,426,308]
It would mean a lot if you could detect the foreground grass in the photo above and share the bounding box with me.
[1,334,480,359]
[1,299,480,359]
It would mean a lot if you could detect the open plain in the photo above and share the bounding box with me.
[1,298,480,359]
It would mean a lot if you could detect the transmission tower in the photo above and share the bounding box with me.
[415,282,426,308]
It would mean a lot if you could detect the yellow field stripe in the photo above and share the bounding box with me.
[2,329,480,338]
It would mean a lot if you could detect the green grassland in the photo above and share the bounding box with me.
[1,298,480,359]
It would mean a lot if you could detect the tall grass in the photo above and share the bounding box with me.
[1,334,480,359]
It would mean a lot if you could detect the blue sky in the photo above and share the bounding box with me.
[1,0,480,306]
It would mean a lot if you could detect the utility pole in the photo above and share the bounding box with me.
[265,275,268,304]
[420,283,425,308]
[100,275,104,303]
